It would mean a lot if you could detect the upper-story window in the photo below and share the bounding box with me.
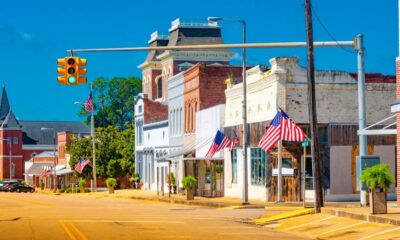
[157,78,163,99]
[138,105,142,114]
[13,137,18,144]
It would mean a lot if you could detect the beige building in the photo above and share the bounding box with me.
[224,57,396,202]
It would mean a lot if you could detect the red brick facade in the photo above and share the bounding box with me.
[0,129,23,179]
[183,64,243,134]
[143,96,168,124]
[396,59,400,206]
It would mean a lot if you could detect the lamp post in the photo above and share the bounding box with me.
[74,101,96,192]
[41,127,57,193]
[207,17,248,204]
[0,138,12,180]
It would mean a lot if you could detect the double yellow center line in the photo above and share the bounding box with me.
[59,220,89,240]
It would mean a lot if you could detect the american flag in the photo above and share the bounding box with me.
[229,132,239,151]
[75,158,91,174]
[205,130,231,159]
[84,91,93,113]
[39,170,52,179]
[258,109,306,152]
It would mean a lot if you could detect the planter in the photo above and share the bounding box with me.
[369,188,387,214]
[186,188,194,200]
[108,187,115,194]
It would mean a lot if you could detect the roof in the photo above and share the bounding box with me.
[0,87,10,121]
[25,162,54,175]
[20,121,90,145]
[145,35,169,62]
[349,73,396,83]
[32,151,58,159]
[167,27,228,52]
[1,110,20,129]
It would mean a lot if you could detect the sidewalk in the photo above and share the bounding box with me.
[54,189,266,209]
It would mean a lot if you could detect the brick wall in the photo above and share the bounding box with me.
[396,59,400,206]
[143,97,168,124]
[183,64,243,134]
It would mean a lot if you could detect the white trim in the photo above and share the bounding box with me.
[357,129,397,135]
[0,155,23,158]
[22,145,56,150]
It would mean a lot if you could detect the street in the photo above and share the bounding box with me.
[0,192,304,240]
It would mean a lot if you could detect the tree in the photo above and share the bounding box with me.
[78,76,142,129]
[67,125,136,179]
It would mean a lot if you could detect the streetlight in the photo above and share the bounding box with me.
[207,17,248,204]
[41,127,57,193]
[0,138,12,180]
[74,101,97,192]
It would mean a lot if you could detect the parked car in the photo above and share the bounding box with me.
[6,183,35,193]
[0,181,18,192]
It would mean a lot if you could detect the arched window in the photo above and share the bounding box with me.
[157,78,162,98]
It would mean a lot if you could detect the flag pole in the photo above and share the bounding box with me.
[277,140,283,203]
[91,82,97,192]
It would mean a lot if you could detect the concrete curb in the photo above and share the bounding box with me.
[322,208,400,226]
[128,195,265,209]
[253,208,315,225]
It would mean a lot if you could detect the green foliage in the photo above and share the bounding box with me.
[106,178,117,188]
[64,187,72,193]
[167,172,176,186]
[182,175,197,189]
[67,124,135,179]
[78,178,86,189]
[130,173,140,182]
[215,164,223,174]
[77,77,142,129]
[40,180,45,188]
[361,163,394,191]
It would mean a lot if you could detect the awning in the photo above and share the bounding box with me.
[56,168,74,176]
[156,148,194,161]
[172,157,224,161]
[25,162,54,175]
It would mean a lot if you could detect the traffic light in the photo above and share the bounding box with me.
[57,56,87,85]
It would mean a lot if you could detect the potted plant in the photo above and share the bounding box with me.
[78,178,86,193]
[40,180,45,190]
[182,175,197,200]
[361,163,394,214]
[131,173,140,189]
[106,178,117,194]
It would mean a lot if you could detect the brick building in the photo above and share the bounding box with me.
[0,86,90,181]
[134,18,236,193]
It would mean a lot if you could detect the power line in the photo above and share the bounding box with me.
[311,5,356,54]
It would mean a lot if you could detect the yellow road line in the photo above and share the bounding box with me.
[70,220,184,224]
[316,221,368,237]
[69,222,89,240]
[59,221,77,240]
[284,215,337,231]
[0,196,52,206]
[356,227,400,240]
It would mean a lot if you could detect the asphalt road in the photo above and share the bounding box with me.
[0,192,306,240]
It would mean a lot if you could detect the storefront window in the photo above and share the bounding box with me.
[231,149,237,183]
[251,148,266,185]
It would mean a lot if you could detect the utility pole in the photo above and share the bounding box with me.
[304,0,323,213]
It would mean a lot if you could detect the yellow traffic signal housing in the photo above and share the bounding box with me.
[57,56,87,85]
[57,58,68,84]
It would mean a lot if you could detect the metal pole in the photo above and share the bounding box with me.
[9,139,11,180]
[241,20,249,205]
[91,83,97,192]
[277,140,282,202]
[66,41,354,53]
[53,130,57,193]
[302,146,306,208]
[356,34,368,206]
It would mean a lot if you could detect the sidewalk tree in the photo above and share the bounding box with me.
[77,76,142,129]
[67,135,92,178]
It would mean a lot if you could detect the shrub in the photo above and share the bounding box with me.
[361,163,394,191]
[167,172,176,186]
[215,164,223,174]
[78,178,86,189]
[182,175,197,189]
[130,173,140,182]
[65,187,72,193]
[40,180,45,188]
[106,178,117,188]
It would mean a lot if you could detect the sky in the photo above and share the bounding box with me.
[0,0,397,122]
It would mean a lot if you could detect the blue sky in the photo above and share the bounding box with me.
[0,0,397,122]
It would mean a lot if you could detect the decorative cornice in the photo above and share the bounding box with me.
[156,50,233,62]
[137,61,162,70]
